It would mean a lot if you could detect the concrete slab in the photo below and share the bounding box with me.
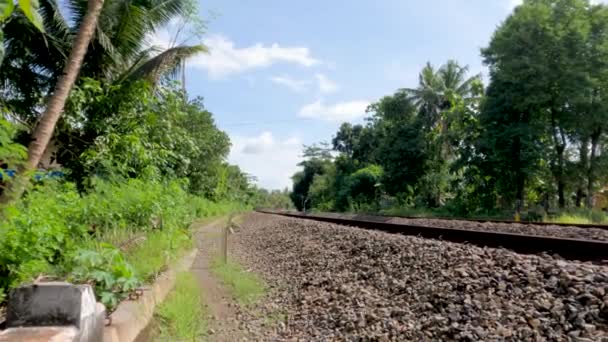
[1,283,105,342]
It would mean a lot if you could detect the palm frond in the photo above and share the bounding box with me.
[146,0,191,27]
[126,44,207,84]
[115,45,162,82]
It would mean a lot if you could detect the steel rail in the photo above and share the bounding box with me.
[257,210,608,262]
[380,213,608,231]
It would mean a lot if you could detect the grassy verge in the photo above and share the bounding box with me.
[125,229,194,282]
[544,210,608,225]
[210,257,265,306]
[152,272,207,341]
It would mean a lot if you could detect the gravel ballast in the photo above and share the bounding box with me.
[233,213,608,341]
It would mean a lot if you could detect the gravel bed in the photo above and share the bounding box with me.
[233,213,608,341]
[385,216,608,242]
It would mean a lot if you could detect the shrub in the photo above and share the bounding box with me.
[0,178,247,309]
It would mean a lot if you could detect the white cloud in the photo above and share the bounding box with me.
[269,73,339,94]
[298,99,370,122]
[189,35,320,79]
[229,132,302,190]
[315,73,338,94]
[147,32,320,79]
[241,131,275,154]
[270,75,310,92]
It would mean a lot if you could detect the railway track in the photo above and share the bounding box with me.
[382,213,608,230]
[257,210,608,262]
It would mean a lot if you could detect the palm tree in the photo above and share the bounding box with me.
[402,60,480,131]
[0,0,206,123]
[1,0,105,203]
[401,61,480,207]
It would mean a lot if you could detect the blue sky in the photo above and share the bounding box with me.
[152,0,536,189]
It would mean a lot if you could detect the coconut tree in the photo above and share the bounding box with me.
[0,0,206,123]
[1,0,105,203]
[402,60,480,131]
[401,61,481,207]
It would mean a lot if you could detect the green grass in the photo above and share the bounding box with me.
[210,257,265,306]
[107,214,229,282]
[265,311,287,326]
[126,229,194,281]
[548,214,594,225]
[153,272,207,341]
[545,210,608,225]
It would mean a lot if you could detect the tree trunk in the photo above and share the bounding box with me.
[550,113,567,209]
[0,0,104,203]
[575,189,583,208]
[557,175,565,209]
[576,138,589,208]
[586,128,602,208]
[516,172,525,208]
[512,134,525,216]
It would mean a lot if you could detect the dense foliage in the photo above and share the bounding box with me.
[0,178,246,307]
[292,0,608,220]
[0,0,282,308]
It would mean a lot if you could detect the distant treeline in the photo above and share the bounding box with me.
[291,0,608,217]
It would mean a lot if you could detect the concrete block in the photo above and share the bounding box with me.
[0,282,105,342]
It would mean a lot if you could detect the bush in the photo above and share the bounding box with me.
[0,178,247,309]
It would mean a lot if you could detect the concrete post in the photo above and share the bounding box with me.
[0,282,105,342]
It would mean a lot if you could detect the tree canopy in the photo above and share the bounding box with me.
[292,0,608,218]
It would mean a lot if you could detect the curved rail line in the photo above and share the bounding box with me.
[257,210,608,262]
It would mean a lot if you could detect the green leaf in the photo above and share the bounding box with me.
[0,0,14,21]
[17,0,44,32]
[100,291,118,308]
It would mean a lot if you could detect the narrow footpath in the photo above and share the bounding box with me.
[190,219,243,341]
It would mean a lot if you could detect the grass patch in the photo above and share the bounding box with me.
[153,272,206,341]
[210,258,265,306]
[545,210,608,225]
[265,311,287,326]
[126,229,194,281]
[548,214,594,225]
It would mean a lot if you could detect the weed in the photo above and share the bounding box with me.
[210,257,265,306]
[153,272,206,341]
[66,243,140,309]
[265,311,287,326]
[126,229,193,282]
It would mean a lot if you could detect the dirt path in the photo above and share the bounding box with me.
[190,219,243,342]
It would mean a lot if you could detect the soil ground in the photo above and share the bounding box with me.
[190,218,244,342]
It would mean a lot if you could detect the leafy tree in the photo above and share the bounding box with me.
[1,0,104,203]
[481,0,608,209]
[308,164,337,211]
[65,80,230,195]
[0,0,206,122]
[368,91,426,198]
[345,164,383,210]
[290,143,333,211]
[0,0,45,63]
